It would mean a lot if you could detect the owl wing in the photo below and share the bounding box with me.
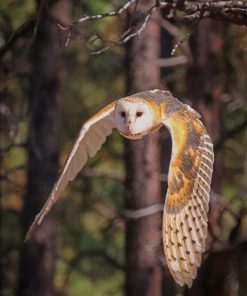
[162,110,214,287]
[25,101,116,241]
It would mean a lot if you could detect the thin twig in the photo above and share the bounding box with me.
[0,18,35,59]
[124,203,163,219]
[156,56,188,67]
[91,4,157,54]
[3,0,247,57]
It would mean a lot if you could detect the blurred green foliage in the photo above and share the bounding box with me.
[1,1,125,295]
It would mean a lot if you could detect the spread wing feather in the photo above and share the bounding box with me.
[25,102,116,241]
[163,111,214,287]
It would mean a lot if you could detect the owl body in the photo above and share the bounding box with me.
[26,89,214,288]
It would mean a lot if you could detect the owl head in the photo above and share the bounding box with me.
[114,98,154,139]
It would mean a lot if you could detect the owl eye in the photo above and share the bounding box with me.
[120,111,126,118]
[136,111,143,117]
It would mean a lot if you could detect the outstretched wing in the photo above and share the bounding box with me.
[163,109,214,287]
[25,101,116,241]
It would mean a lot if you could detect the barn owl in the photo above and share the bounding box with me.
[25,89,214,288]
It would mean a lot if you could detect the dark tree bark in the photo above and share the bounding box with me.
[185,19,226,296]
[160,22,177,296]
[124,1,162,296]
[18,1,69,295]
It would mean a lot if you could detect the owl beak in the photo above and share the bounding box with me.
[126,119,132,134]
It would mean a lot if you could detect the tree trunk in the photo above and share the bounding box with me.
[160,22,177,296]
[124,1,162,295]
[185,19,225,296]
[18,1,69,295]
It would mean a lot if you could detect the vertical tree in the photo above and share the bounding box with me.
[159,22,177,296]
[18,1,69,295]
[124,1,162,295]
[185,19,225,295]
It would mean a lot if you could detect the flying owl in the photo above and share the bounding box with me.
[26,89,214,287]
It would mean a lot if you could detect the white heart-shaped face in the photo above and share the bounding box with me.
[114,98,154,139]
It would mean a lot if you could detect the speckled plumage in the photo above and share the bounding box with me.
[26,89,214,288]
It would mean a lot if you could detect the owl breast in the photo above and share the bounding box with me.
[118,130,146,140]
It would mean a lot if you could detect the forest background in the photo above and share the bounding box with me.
[1,1,247,296]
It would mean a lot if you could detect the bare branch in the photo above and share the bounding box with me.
[124,204,164,219]
[176,1,247,25]
[156,56,188,67]
[76,0,138,25]
[58,0,137,30]
[52,1,247,54]
[91,4,158,54]
[0,18,35,59]
[2,1,247,57]
[56,1,161,51]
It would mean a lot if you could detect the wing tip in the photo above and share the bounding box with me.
[24,213,42,242]
[24,224,36,242]
[174,270,195,288]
